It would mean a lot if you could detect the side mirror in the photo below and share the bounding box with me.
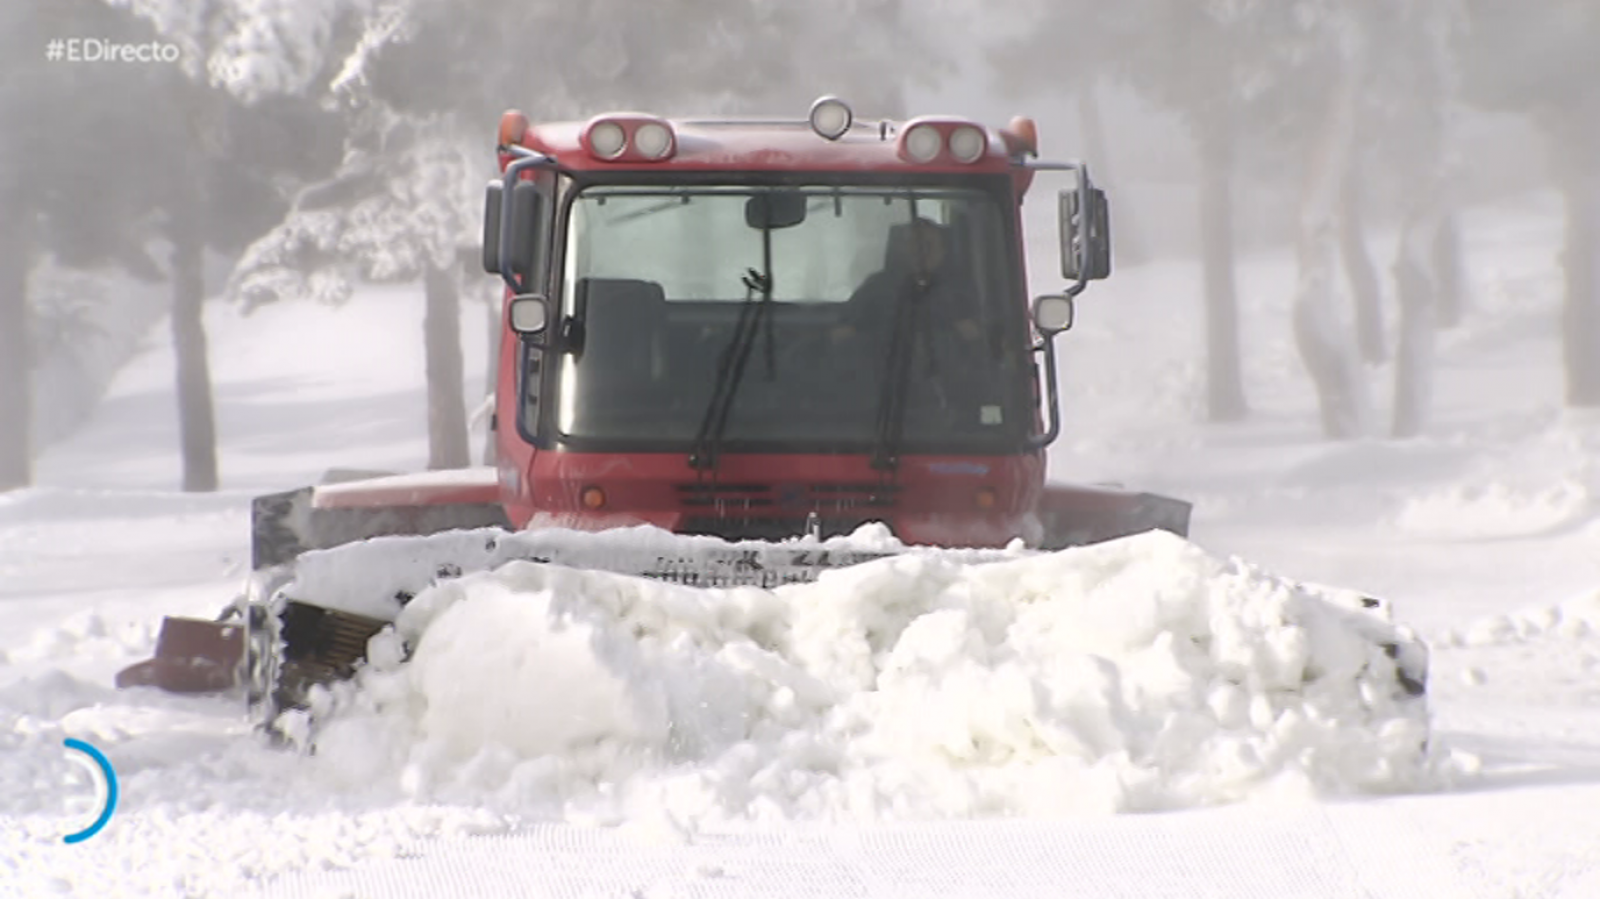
[504,180,543,281]
[746,191,807,230]
[1059,185,1112,282]
[481,181,503,274]
[509,294,549,335]
[1031,294,1075,334]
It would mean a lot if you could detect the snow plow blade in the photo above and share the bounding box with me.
[1034,483,1193,549]
[154,527,920,714]
[117,473,511,700]
[115,615,245,694]
[252,478,510,569]
[115,474,1194,709]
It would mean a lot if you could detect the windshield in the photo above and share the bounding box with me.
[551,181,1033,453]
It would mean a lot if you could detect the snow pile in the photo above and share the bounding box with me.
[1392,479,1589,539]
[291,530,1432,826]
[3,611,153,671]
[1390,417,1600,539]
[1438,589,1600,649]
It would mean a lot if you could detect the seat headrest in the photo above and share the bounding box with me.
[883,218,946,271]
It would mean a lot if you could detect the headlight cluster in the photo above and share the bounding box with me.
[582,116,677,161]
[577,101,997,167]
[898,119,991,164]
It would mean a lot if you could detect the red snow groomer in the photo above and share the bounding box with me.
[119,97,1194,715]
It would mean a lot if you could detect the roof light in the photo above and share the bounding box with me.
[809,96,853,141]
[902,124,942,163]
[948,125,987,163]
[633,121,674,158]
[1001,116,1038,158]
[497,109,530,147]
[586,120,627,159]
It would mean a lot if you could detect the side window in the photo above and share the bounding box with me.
[524,174,557,295]
[514,173,560,441]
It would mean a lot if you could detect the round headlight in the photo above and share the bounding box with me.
[1032,294,1075,333]
[809,96,853,141]
[588,120,626,158]
[948,125,987,163]
[633,122,673,158]
[903,124,942,163]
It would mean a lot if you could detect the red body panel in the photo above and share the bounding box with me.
[510,119,1018,176]
[497,450,1045,549]
[312,468,500,509]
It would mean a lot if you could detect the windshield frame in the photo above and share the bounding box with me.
[525,170,1036,457]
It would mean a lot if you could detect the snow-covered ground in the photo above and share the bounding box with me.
[5,192,1600,897]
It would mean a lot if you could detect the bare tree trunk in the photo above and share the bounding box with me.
[1339,172,1386,364]
[1078,80,1146,266]
[0,211,31,490]
[1197,118,1249,422]
[1389,57,1448,438]
[169,214,219,491]
[424,263,470,469]
[1293,50,1370,440]
[1391,209,1438,437]
[1431,205,1466,328]
[1556,137,1600,407]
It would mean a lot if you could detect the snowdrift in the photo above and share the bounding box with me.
[280,528,1432,825]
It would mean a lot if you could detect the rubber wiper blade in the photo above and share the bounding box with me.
[690,194,783,473]
[870,274,928,472]
[689,268,773,471]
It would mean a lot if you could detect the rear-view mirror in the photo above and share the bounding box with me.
[746,191,807,230]
[1032,294,1075,334]
[505,180,543,281]
[1059,185,1112,282]
[509,294,549,335]
[482,181,503,274]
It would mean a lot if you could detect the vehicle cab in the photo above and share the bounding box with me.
[483,97,1109,547]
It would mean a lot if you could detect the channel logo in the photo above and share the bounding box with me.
[62,738,118,844]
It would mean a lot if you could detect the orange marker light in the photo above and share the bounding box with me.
[580,486,607,509]
[1001,116,1038,158]
[975,487,998,510]
[498,109,530,147]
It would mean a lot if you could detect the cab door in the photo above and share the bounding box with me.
[492,170,559,526]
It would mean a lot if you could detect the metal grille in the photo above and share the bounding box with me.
[678,514,886,542]
[640,548,896,588]
[675,482,898,511]
[274,601,390,709]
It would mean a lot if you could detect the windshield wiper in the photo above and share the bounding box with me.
[872,201,943,473]
[870,273,930,472]
[689,231,777,473]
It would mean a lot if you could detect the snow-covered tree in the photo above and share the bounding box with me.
[1287,8,1373,440]
[106,0,944,471]
[1361,0,1463,438]
[1,1,190,489]
[1458,1,1600,408]
[1258,0,1464,440]
[231,108,484,469]
[989,0,1269,423]
[992,0,1467,439]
